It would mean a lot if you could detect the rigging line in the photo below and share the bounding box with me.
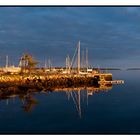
[70,43,79,69]
[70,91,79,113]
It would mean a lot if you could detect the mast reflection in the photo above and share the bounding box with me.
[58,85,112,118]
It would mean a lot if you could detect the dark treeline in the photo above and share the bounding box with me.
[127,68,140,70]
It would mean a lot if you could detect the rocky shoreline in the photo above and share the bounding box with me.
[0,73,113,96]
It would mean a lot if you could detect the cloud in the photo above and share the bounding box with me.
[0,7,140,68]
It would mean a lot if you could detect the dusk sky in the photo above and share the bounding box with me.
[0,7,140,68]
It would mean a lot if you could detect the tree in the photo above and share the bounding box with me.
[20,53,38,74]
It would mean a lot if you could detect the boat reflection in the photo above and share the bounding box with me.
[0,84,112,117]
[61,85,112,118]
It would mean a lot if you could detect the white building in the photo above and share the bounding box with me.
[2,66,21,74]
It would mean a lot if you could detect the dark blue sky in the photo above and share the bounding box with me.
[0,7,140,68]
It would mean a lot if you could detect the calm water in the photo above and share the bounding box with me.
[0,70,140,134]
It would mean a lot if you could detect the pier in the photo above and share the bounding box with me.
[98,80,124,85]
[0,72,123,96]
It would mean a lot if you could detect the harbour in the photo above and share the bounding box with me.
[0,41,124,95]
[0,7,138,134]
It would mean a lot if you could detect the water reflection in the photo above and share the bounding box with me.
[22,95,38,112]
[63,85,112,118]
[0,85,112,117]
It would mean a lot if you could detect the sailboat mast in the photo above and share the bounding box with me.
[48,58,51,70]
[77,41,80,73]
[66,55,71,73]
[66,56,68,71]
[86,48,88,69]
[82,49,85,69]
[44,59,47,69]
[6,55,8,68]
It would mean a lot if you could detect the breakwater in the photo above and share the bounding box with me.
[0,73,112,95]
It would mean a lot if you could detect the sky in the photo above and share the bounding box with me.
[0,7,140,68]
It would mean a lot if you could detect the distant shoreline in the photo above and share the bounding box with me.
[92,68,121,71]
[95,68,140,71]
[126,68,140,70]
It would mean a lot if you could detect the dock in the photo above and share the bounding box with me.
[98,80,124,85]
